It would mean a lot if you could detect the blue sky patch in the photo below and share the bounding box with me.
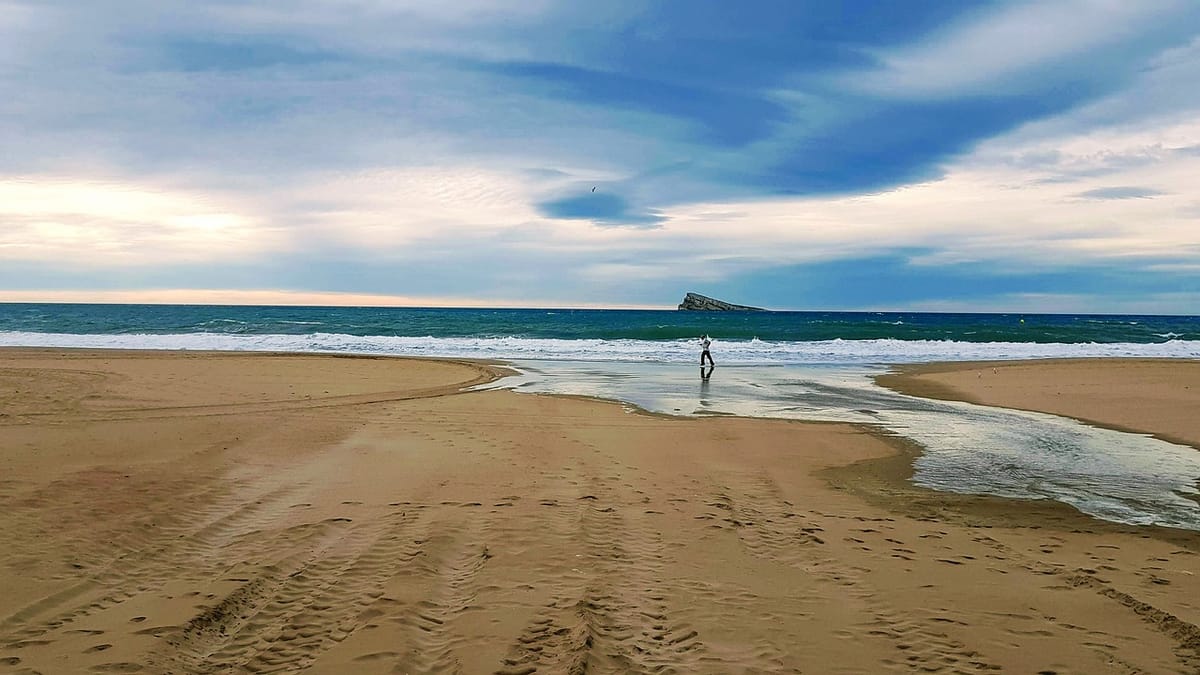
[160,38,339,72]
[539,192,666,227]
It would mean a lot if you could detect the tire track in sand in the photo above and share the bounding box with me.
[964,532,1200,672]
[152,507,432,673]
[498,461,705,674]
[383,512,494,674]
[0,478,307,646]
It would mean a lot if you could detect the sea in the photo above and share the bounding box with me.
[3,303,1200,530]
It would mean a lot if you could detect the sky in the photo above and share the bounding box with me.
[1,0,1199,313]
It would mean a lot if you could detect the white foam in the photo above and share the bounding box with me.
[1,331,1198,363]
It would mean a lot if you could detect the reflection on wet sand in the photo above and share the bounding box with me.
[494,361,1200,530]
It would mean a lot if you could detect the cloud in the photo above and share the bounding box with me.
[538,192,665,227]
[0,177,273,264]
[6,0,1170,203]
[0,288,660,309]
[1075,186,1166,200]
[484,60,790,146]
[1,0,1200,311]
[275,167,547,249]
[853,0,1197,97]
[761,92,1091,196]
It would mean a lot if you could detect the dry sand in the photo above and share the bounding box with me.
[1,349,1199,674]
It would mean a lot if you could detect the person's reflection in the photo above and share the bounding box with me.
[699,364,714,406]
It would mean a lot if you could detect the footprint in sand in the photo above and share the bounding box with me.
[88,663,143,673]
[352,651,401,662]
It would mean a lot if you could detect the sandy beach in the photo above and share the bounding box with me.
[2,350,1199,674]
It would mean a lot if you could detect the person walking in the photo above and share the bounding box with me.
[700,334,715,367]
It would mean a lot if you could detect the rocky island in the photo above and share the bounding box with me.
[677,292,765,311]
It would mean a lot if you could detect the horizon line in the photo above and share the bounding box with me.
[0,294,1196,317]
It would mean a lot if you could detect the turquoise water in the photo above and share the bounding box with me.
[1,303,1198,342]
[1,304,1198,363]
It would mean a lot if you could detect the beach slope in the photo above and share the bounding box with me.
[1,350,1199,673]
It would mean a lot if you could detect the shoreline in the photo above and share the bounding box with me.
[6,347,1198,514]
[825,431,1200,552]
[876,357,1200,451]
[867,357,1200,544]
[4,349,1200,671]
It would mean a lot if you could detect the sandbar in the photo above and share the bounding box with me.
[878,357,1200,449]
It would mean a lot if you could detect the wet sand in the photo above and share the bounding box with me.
[878,358,1200,449]
[2,349,1199,673]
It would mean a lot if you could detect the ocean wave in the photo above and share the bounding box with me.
[2,331,1198,364]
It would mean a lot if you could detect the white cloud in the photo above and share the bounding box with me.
[4,93,1198,298]
[13,99,1195,288]
[0,177,276,263]
[273,166,550,251]
[854,0,1187,96]
[977,35,1200,149]
[0,287,660,309]
[647,114,1200,273]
